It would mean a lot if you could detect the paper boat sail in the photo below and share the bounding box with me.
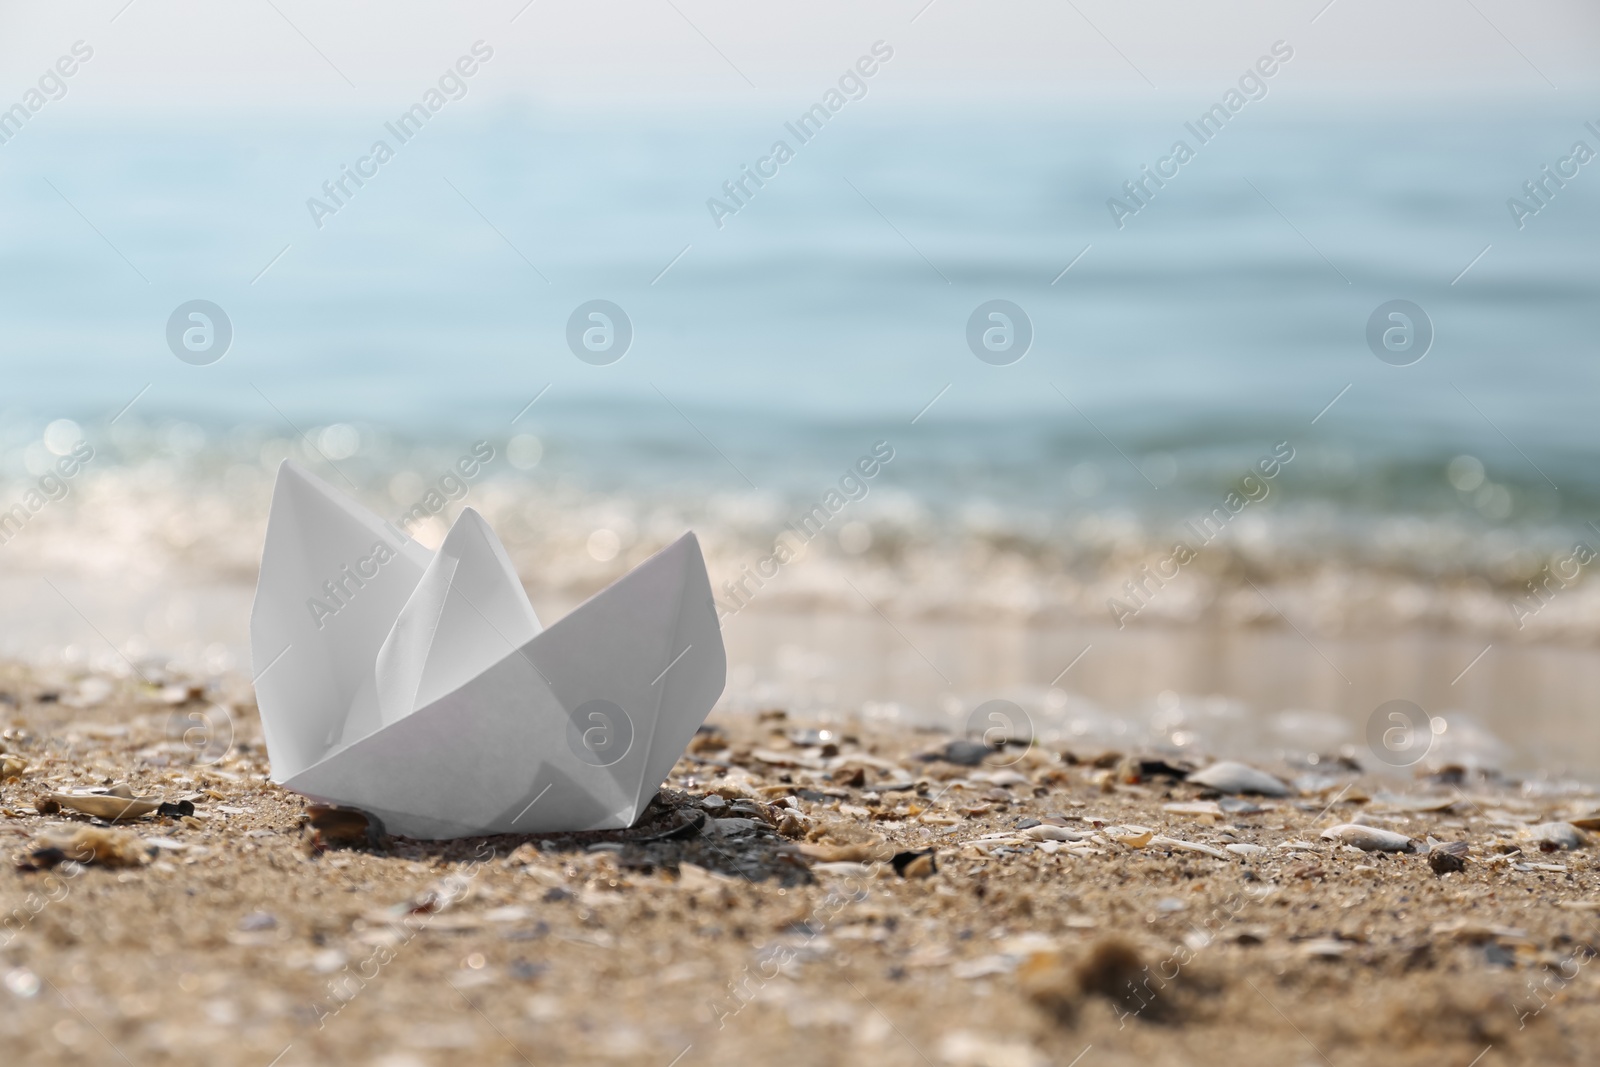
[250,461,726,839]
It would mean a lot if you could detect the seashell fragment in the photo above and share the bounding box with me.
[1320,823,1416,853]
[1520,822,1588,852]
[810,861,873,877]
[1162,801,1222,817]
[1226,843,1268,857]
[1150,835,1230,859]
[971,769,1030,788]
[1022,824,1091,843]
[750,748,821,769]
[51,793,162,821]
[1187,761,1291,797]
[1298,938,1351,958]
[1110,825,1154,848]
[303,803,385,850]
[797,841,888,863]
[43,786,193,822]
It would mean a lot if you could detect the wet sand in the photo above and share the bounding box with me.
[8,574,1599,780]
[2,664,1599,1067]
[721,609,1600,780]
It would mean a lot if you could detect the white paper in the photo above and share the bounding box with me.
[250,460,726,839]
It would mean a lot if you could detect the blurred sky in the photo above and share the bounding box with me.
[1,0,1597,107]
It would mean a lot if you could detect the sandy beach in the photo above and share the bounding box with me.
[3,660,1598,1067]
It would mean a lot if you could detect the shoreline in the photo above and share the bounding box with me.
[1,581,1597,781]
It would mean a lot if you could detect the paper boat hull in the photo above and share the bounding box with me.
[251,462,726,839]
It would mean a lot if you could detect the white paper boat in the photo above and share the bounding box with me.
[250,461,726,839]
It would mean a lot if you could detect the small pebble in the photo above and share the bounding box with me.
[935,740,992,767]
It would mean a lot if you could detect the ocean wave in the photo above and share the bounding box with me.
[5,415,1599,646]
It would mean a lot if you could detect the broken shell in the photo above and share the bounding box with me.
[1298,938,1352,958]
[973,769,1030,788]
[304,803,386,850]
[1110,826,1155,848]
[0,755,25,781]
[830,765,867,788]
[1022,824,1091,843]
[1149,836,1230,859]
[1225,843,1268,857]
[797,842,888,863]
[1162,801,1222,817]
[811,860,872,878]
[1320,823,1416,853]
[44,789,180,822]
[1521,822,1588,852]
[1187,761,1291,797]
